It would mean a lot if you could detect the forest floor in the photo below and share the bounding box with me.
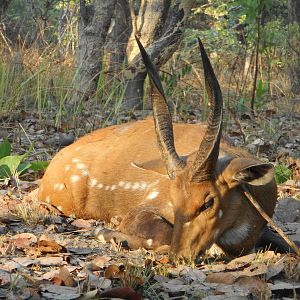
[0,106,300,299]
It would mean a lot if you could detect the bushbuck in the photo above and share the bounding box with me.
[39,37,280,258]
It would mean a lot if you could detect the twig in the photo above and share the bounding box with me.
[18,123,36,154]
[243,186,300,256]
[235,118,246,143]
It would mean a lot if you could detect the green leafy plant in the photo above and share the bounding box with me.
[255,79,269,107]
[0,139,48,184]
[274,164,292,184]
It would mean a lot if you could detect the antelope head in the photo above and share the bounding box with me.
[136,37,223,258]
[136,37,268,259]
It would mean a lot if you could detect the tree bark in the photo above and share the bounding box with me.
[104,0,131,76]
[288,0,300,95]
[122,0,195,109]
[75,0,117,101]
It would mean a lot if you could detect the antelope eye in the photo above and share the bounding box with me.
[204,197,214,210]
[197,197,214,215]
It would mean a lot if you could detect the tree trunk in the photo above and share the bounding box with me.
[75,0,117,102]
[122,0,195,109]
[288,0,300,95]
[104,0,131,76]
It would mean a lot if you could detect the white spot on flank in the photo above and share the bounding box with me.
[147,190,159,200]
[81,170,89,176]
[57,206,63,212]
[54,183,64,191]
[146,239,153,247]
[58,183,64,191]
[105,185,110,190]
[65,165,70,171]
[72,158,80,163]
[89,178,98,187]
[76,163,87,170]
[75,146,81,151]
[132,182,140,190]
[218,210,223,219]
[140,182,147,190]
[70,175,80,183]
[168,202,173,207]
[110,185,116,191]
[97,183,103,189]
[124,182,132,189]
[46,196,50,203]
[118,181,125,187]
[219,223,251,246]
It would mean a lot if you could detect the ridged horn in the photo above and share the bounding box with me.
[135,35,185,179]
[190,38,223,182]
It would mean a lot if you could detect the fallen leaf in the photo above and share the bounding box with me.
[71,219,93,229]
[100,287,142,300]
[40,284,80,300]
[41,292,80,300]
[240,263,268,277]
[92,255,111,267]
[12,232,37,249]
[205,272,237,285]
[104,264,120,279]
[180,266,206,283]
[97,277,111,289]
[161,282,189,293]
[235,276,270,298]
[13,257,38,267]
[67,247,95,255]
[226,253,256,270]
[53,266,76,287]
[0,261,22,272]
[37,239,66,253]
[153,274,170,283]
[12,232,37,243]
[159,256,170,264]
[266,261,285,280]
[0,270,11,285]
[201,263,226,273]
[37,256,65,266]
[42,270,60,280]
[51,276,64,286]
[268,280,300,291]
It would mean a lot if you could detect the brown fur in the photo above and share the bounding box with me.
[38,118,277,258]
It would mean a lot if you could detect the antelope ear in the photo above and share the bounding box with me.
[132,156,188,177]
[131,159,168,176]
[223,157,274,186]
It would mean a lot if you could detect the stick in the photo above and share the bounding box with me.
[243,186,300,256]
